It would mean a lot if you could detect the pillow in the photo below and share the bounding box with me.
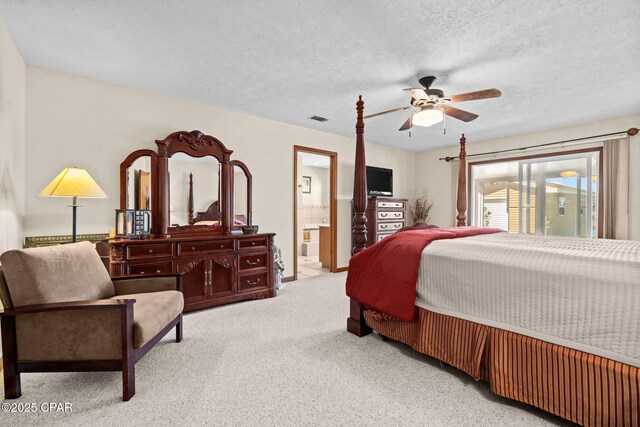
[193,220,246,226]
[194,220,219,226]
[396,222,439,233]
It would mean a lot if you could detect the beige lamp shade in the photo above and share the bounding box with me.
[40,167,107,198]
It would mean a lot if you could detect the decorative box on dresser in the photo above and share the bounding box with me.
[110,129,276,313]
[365,197,407,246]
[110,234,275,312]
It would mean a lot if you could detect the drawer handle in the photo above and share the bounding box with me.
[156,269,161,273]
[381,225,388,229]
[148,249,154,253]
[394,213,401,217]
[247,278,261,286]
[251,242,256,246]
[191,246,196,250]
[219,244,224,248]
[381,213,388,217]
[394,224,401,228]
[246,259,260,266]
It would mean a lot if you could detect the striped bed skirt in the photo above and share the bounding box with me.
[363,308,640,427]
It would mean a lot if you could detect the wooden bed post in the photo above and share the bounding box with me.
[187,173,194,225]
[352,95,368,255]
[348,95,372,337]
[456,134,467,227]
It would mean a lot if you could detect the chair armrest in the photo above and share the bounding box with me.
[1,299,135,362]
[112,273,183,295]
[0,299,134,317]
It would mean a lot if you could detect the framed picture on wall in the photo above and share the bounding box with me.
[302,176,311,193]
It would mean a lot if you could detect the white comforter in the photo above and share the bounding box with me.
[416,232,640,367]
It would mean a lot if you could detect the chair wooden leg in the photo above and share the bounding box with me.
[121,304,135,401]
[122,360,135,401]
[176,314,183,343]
[1,316,21,398]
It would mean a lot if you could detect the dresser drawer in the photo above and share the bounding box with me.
[377,222,403,232]
[127,262,172,276]
[239,237,268,251]
[238,271,268,292]
[377,211,404,220]
[377,201,404,209]
[377,233,393,242]
[127,243,173,260]
[239,253,267,271]
[178,239,233,255]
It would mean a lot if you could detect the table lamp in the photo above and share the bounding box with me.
[40,167,107,242]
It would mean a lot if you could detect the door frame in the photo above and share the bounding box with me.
[293,145,338,281]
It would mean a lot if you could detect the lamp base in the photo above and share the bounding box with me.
[68,197,79,243]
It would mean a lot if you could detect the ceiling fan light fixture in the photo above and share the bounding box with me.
[412,108,444,127]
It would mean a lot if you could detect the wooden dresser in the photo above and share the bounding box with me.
[112,130,276,313]
[110,233,275,312]
[365,197,408,246]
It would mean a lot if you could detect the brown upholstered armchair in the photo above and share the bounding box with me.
[0,241,184,401]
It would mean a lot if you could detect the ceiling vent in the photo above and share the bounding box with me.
[308,115,328,122]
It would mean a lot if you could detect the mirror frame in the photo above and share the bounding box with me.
[119,130,254,238]
[231,160,253,227]
[119,149,158,234]
[156,130,233,236]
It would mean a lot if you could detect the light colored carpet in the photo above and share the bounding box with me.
[1,273,570,426]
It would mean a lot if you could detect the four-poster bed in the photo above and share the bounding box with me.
[346,96,640,426]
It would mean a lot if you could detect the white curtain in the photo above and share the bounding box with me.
[603,138,630,239]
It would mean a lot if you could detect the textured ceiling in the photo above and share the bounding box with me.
[300,153,330,169]
[1,1,639,152]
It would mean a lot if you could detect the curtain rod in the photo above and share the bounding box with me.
[439,127,638,162]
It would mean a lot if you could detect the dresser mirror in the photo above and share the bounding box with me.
[118,130,255,237]
[127,156,152,210]
[232,161,252,226]
[168,153,221,226]
[119,149,158,233]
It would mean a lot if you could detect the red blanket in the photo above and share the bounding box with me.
[346,226,504,322]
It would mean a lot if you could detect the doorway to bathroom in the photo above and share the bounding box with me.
[293,146,337,281]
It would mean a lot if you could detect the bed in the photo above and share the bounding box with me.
[346,96,640,426]
[186,174,246,226]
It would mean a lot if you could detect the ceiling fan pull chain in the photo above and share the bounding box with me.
[443,112,447,135]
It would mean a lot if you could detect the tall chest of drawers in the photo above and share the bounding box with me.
[365,197,408,246]
[109,233,276,312]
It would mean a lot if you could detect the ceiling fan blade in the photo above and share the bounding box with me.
[364,106,411,119]
[399,113,415,131]
[403,88,429,100]
[449,88,502,103]
[442,105,479,122]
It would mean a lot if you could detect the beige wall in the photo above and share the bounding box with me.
[415,113,640,240]
[0,22,26,254]
[299,163,330,207]
[24,66,416,275]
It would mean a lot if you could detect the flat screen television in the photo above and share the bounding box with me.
[366,166,393,197]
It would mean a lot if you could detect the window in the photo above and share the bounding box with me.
[558,197,566,216]
[469,150,601,238]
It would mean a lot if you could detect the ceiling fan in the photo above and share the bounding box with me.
[364,76,501,132]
